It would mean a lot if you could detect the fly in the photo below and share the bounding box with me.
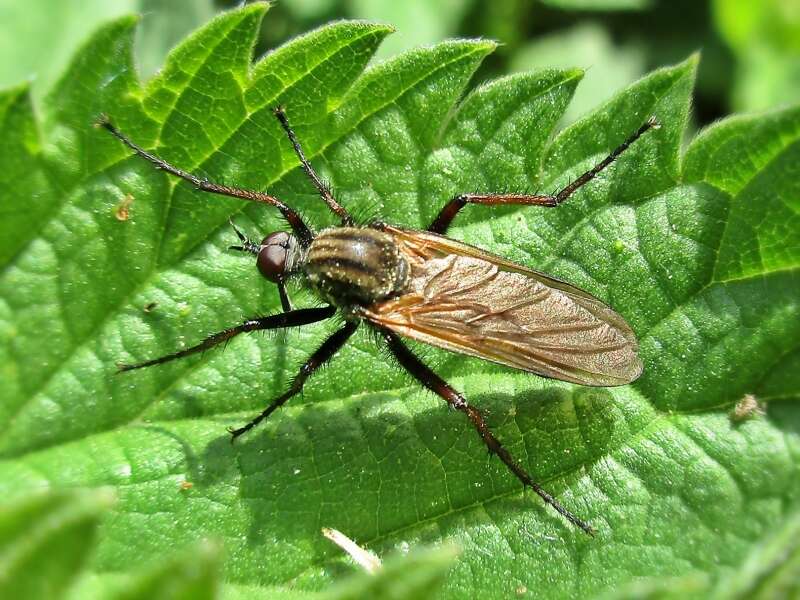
[98,107,659,535]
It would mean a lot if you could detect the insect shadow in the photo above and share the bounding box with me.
[98,107,659,535]
[200,384,622,550]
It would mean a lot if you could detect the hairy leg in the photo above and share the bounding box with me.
[98,116,313,244]
[429,117,659,234]
[229,320,359,439]
[118,306,336,371]
[382,329,594,535]
[273,106,352,225]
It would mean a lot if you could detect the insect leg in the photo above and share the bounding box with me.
[229,320,359,439]
[97,116,313,245]
[381,329,595,536]
[276,280,293,312]
[117,306,336,372]
[428,116,659,234]
[272,107,353,226]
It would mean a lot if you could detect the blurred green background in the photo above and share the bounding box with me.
[1,0,798,125]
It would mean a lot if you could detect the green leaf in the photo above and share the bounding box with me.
[323,545,458,600]
[0,489,223,600]
[0,489,112,600]
[68,540,222,600]
[684,105,800,282]
[597,509,800,599]
[0,83,55,265]
[0,0,214,96]
[0,6,799,599]
[510,23,645,126]
[712,0,800,112]
[594,573,710,600]
[345,0,476,59]
[709,508,800,599]
[539,0,651,11]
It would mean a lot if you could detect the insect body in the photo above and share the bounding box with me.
[99,107,658,535]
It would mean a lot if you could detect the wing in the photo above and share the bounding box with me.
[362,225,643,386]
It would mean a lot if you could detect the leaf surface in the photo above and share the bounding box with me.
[0,0,214,95]
[0,7,798,599]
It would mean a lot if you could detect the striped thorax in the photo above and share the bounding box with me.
[304,227,410,306]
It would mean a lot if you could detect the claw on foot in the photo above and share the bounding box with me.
[228,425,247,442]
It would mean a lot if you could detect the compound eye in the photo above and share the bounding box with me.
[257,232,291,282]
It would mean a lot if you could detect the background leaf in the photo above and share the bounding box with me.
[509,23,645,126]
[539,0,650,11]
[345,0,476,59]
[711,0,800,112]
[0,489,112,600]
[323,545,458,600]
[0,5,798,599]
[0,0,214,97]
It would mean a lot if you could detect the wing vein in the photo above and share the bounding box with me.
[365,226,643,386]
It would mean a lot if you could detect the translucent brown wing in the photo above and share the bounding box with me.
[362,225,643,386]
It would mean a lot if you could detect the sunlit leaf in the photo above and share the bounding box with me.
[0,6,798,599]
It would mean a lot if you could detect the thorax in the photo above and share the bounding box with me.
[304,227,409,306]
